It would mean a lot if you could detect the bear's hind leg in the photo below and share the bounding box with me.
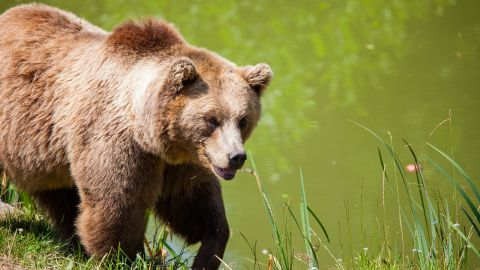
[33,187,80,240]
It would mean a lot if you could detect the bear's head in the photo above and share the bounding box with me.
[166,54,272,180]
[113,20,272,180]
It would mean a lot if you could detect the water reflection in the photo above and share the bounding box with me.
[0,0,459,177]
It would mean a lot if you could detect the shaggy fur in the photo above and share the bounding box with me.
[0,4,272,270]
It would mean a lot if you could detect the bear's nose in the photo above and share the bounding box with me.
[228,151,247,169]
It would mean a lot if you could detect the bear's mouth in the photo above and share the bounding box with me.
[213,166,237,180]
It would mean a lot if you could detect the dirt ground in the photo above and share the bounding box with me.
[0,256,25,270]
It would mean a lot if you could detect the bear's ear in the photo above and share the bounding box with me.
[166,57,198,93]
[241,63,273,95]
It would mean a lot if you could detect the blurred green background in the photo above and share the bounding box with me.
[1,0,479,268]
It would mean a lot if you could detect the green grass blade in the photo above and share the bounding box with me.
[285,203,303,237]
[299,169,318,268]
[404,140,431,239]
[426,155,480,226]
[447,220,480,258]
[306,238,320,269]
[161,241,188,268]
[354,122,430,255]
[248,153,289,269]
[307,206,330,242]
[427,142,480,203]
[377,147,390,183]
[239,231,260,270]
[352,121,407,180]
[286,203,319,268]
[462,208,480,237]
[353,121,415,206]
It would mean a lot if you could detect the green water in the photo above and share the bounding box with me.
[1,0,479,268]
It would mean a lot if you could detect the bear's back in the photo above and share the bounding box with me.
[0,4,105,38]
[0,4,107,89]
[0,4,108,191]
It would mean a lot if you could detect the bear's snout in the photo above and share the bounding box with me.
[228,151,247,169]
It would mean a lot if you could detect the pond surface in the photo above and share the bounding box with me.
[1,0,479,268]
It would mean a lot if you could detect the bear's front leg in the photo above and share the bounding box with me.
[75,190,148,258]
[156,164,230,270]
[70,142,163,259]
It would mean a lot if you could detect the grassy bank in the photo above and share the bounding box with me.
[0,178,188,269]
[0,127,479,269]
[0,210,192,269]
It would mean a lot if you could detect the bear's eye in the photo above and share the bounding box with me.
[206,117,220,129]
[239,117,248,129]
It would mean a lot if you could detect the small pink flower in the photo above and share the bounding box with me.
[406,164,421,173]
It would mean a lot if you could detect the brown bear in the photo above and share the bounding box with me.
[0,4,272,270]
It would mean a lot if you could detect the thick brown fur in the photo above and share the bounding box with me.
[0,4,272,270]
